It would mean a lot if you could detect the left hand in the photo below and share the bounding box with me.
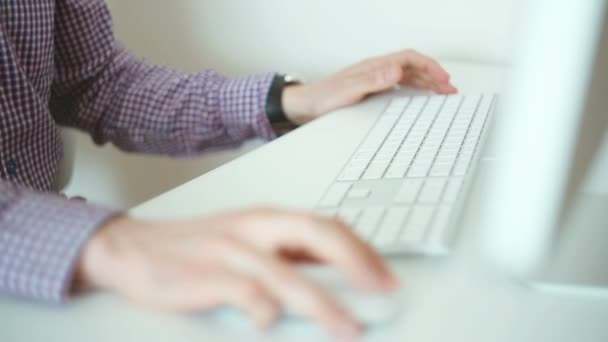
[282,49,458,125]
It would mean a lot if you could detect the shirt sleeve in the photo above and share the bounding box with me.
[50,0,276,156]
[0,181,118,303]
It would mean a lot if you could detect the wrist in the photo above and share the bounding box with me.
[282,83,318,125]
[74,216,133,293]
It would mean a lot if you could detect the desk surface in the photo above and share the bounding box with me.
[3,62,608,342]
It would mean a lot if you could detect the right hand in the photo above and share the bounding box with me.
[76,207,399,341]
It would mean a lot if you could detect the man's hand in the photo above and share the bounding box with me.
[282,49,458,125]
[77,208,398,341]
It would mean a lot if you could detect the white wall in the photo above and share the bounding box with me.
[63,0,523,209]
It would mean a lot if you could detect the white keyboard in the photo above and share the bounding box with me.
[315,94,495,255]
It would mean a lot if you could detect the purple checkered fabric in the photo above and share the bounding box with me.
[0,0,276,303]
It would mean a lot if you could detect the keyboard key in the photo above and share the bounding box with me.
[443,179,463,203]
[461,94,481,109]
[362,166,388,180]
[440,145,461,153]
[395,179,423,204]
[355,207,385,239]
[445,94,464,105]
[400,205,435,244]
[372,153,393,162]
[435,155,457,164]
[458,151,475,164]
[385,136,405,144]
[426,205,453,247]
[411,159,432,169]
[388,97,410,111]
[393,152,416,163]
[318,183,352,207]
[395,118,415,128]
[414,154,436,163]
[360,141,382,151]
[384,163,409,179]
[370,157,392,167]
[462,141,478,152]
[407,165,430,177]
[346,159,371,168]
[353,151,375,160]
[402,140,422,148]
[338,167,365,181]
[347,187,371,199]
[475,94,495,117]
[373,206,410,246]
[430,165,452,177]
[419,146,438,154]
[337,207,362,226]
[385,107,404,116]
[453,160,470,176]
[445,137,465,145]
[418,179,447,203]
[316,208,338,218]
[380,142,401,151]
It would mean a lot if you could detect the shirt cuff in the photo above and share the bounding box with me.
[218,72,277,142]
[0,192,118,303]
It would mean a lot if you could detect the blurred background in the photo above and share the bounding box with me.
[63,0,525,209]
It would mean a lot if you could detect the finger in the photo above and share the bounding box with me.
[402,69,458,94]
[350,63,404,96]
[216,273,281,330]
[391,49,451,84]
[311,217,398,291]
[440,82,459,94]
[320,63,403,110]
[242,210,398,292]
[216,239,363,341]
[145,268,281,330]
[403,74,439,92]
[408,74,445,93]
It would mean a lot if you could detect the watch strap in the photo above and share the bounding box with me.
[265,74,296,124]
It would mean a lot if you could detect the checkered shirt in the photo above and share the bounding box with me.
[0,0,276,303]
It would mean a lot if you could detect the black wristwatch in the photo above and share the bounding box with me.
[265,74,301,128]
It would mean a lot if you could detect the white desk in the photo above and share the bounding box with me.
[3,62,608,342]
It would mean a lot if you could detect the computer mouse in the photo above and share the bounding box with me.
[206,266,404,328]
[296,266,404,325]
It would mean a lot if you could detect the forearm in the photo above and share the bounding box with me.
[50,0,277,157]
[0,182,118,302]
[51,46,277,156]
